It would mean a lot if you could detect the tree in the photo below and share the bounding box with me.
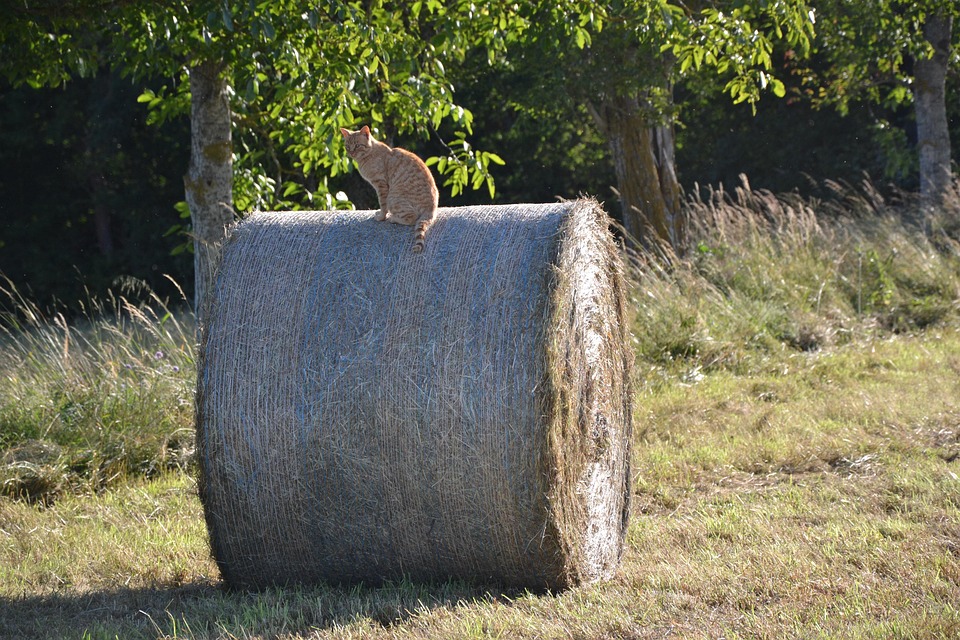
[2,1,508,316]
[914,11,953,204]
[805,0,957,206]
[491,0,816,254]
[4,0,816,276]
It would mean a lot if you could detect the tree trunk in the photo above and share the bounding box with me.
[589,93,685,255]
[914,12,953,206]
[185,59,234,321]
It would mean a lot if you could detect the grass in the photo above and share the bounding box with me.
[2,180,960,638]
[0,276,194,504]
[632,177,960,369]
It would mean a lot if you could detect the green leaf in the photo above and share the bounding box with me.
[575,27,586,49]
[162,223,183,238]
[244,77,259,101]
[261,19,276,40]
[771,78,786,98]
[221,4,234,32]
[693,48,704,70]
[485,152,505,166]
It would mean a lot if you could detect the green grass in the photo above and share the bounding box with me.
[2,182,960,638]
[0,276,194,504]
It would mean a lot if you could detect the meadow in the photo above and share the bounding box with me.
[2,180,960,639]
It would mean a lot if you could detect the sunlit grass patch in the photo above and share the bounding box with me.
[632,178,960,373]
[624,325,960,638]
[0,277,195,504]
[0,473,213,597]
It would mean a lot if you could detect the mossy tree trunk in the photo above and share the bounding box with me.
[185,59,234,320]
[914,12,953,207]
[588,93,685,256]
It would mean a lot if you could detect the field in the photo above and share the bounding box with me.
[2,182,960,639]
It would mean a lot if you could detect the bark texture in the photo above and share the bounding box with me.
[589,94,685,255]
[914,12,953,206]
[185,59,234,319]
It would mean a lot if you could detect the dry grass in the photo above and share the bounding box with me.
[632,176,960,371]
[0,277,195,504]
[622,330,960,639]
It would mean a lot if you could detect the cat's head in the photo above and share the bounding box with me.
[340,125,374,158]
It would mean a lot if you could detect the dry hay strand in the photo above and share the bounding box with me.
[196,199,633,591]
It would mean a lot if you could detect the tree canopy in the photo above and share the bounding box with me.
[2,1,520,310]
[0,1,956,306]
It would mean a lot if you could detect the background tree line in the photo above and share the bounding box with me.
[0,0,956,311]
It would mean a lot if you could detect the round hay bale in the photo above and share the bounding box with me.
[196,199,633,590]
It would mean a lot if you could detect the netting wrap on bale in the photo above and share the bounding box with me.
[197,199,633,590]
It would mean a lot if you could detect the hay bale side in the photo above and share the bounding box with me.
[196,199,632,590]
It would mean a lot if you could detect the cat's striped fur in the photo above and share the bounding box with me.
[340,126,439,253]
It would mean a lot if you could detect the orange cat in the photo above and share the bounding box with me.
[340,126,439,253]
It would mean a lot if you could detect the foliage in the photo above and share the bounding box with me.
[112,1,516,212]
[111,0,819,218]
[504,0,817,116]
[1,0,958,306]
[0,0,521,269]
[803,0,959,114]
[667,0,817,109]
[0,0,109,86]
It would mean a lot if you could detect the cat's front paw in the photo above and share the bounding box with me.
[374,210,387,222]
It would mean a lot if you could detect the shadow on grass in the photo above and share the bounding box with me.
[0,578,521,639]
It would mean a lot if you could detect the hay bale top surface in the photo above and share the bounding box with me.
[237,202,571,260]
[198,200,632,590]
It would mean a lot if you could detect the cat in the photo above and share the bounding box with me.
[340,126,439,253]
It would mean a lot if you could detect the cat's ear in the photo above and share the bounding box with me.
[340,128,350,138]
[360,125,371,135]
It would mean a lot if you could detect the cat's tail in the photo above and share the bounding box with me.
[412,215,434,254]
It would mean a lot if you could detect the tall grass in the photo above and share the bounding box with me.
[2,181,960,638]
[632,176,960,373]
[0,276,195,504]
[2,178,959,507]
